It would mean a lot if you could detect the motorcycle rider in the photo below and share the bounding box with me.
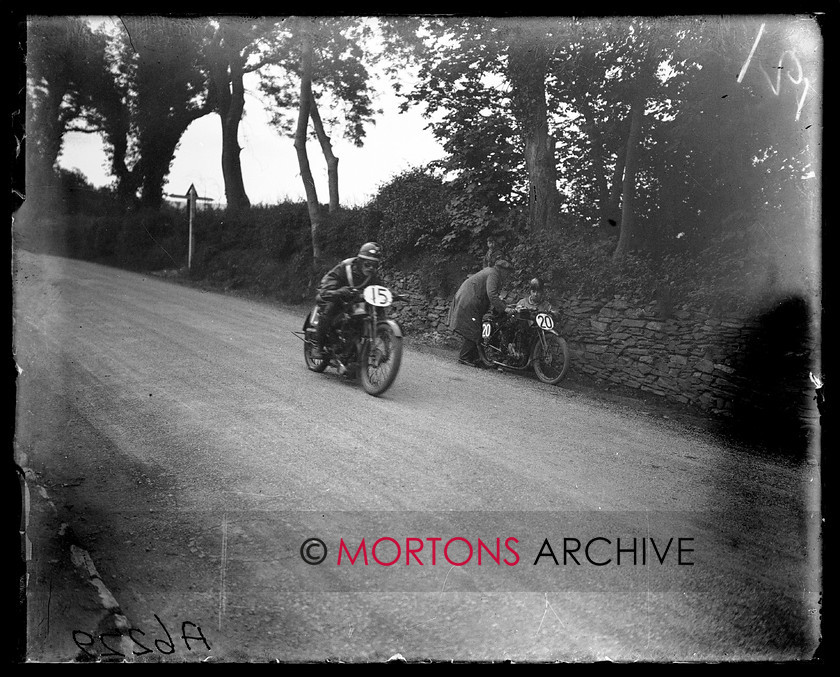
[311,242,383,360]
[499,277,552,357]
[515,277,552,312]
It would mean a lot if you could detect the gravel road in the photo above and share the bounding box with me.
[14,251,821,663]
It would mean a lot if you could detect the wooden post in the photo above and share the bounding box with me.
[187,183,197,270]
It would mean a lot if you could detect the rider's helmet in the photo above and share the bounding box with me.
[357,242,382,278]
[358,242,383,263]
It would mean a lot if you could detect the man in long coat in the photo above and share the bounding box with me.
[448,259,513,366]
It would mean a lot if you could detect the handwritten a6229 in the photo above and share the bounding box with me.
[73,614,211,660]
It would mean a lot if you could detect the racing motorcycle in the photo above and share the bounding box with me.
[477,306,570,385]
[295,284,404,397]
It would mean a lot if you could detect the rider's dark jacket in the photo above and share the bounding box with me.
[317,257,381,304]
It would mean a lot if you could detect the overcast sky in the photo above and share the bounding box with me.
[58,62,446,208]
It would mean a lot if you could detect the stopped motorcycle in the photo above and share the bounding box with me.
[295,285,405,397]
[477,306,570,385]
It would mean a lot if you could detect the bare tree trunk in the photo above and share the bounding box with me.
[219,59,251,212]
[612,91,645,263]
[208,25,251,213]
[522,128,559,233]
[294,31,322,267]
[606,118,630,228]
[507,40,561,233]
[577,97,612,230]
[590,136,612,229]
[110,133,139,207]
[309,99,340,212]
[139,129,183,210]
[607,142,627,226]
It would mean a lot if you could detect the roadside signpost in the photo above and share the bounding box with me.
[187,184,197,270]
[165,184,214,270]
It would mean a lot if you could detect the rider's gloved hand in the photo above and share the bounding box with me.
[337,286,356,301]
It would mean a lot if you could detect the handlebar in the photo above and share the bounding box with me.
[323,286,409,304]
[504,307,560,320]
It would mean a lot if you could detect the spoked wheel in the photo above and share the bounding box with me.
[303,332,329,373]
[533,334,570,384]
[360,321,403,396]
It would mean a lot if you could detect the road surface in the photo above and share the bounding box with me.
[14,250,821,663]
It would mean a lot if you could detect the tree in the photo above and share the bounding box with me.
[565,14,821,278]
[205,19,253,211]
[504,19,564,232]
[293,25,323,263]
[383,17,524,209]
[120,17,215,210]
[647,15,819,258]
[68,22,137,205]
[383,17,573,233]
[25,17,97,199]
[611,78,648,262]
[544,18,694,261]
[260,16,378,267]
[203,18,287,212]
[546,19,635,230]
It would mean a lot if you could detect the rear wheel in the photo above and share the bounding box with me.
[533,334,569,384]
[360,321,403,396]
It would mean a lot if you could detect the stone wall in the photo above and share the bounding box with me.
[382,271,821,437]
[560,295,816,421]
[382,270,459,341]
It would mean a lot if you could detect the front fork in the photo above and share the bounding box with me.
[360,311,380,362]
[529,330,549,366]
[361,309,393,367]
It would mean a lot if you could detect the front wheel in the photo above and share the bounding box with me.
[533,334,569,385]
[360,321,403,396]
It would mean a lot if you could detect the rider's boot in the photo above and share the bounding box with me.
[311,317,330,360]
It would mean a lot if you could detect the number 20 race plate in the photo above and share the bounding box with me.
[535,312,554,330]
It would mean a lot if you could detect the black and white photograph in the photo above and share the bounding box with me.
[11,13,826,663]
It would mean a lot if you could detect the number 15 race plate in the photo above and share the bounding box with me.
[363,285,393,307]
